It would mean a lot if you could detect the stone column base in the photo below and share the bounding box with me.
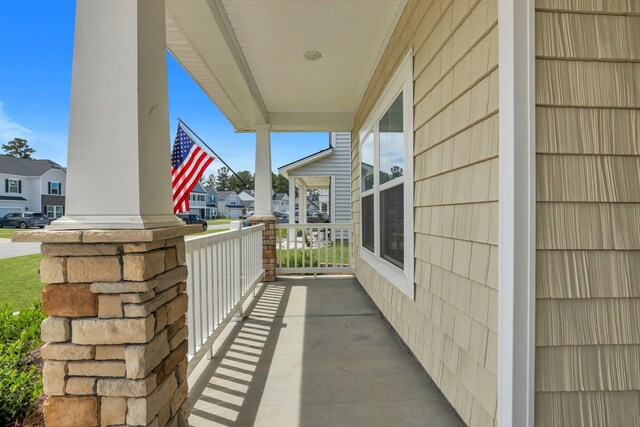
[249,216,277,282]
[14,225,201,427]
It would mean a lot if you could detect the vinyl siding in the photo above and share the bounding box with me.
[351,0,498,425]
[287,132,352,224]
[535,2,640,425]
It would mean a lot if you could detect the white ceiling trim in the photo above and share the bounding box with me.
[353,0,408,116]
[269,112,353,132]
[165,9,250,131]
[207,0,269,124]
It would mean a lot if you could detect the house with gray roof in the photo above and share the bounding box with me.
[217,191,244,218]
[0,155,67,218]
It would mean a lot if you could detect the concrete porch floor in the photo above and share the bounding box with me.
[189,277,463,427]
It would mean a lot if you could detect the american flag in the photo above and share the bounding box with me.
[171,124,214,213]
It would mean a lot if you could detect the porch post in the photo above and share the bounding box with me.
[300,186,308,224]
[288,178,296,224]
[253,125,273,217]
[250,125,276,282]
[16,2,192,426]
[49,0,181,231]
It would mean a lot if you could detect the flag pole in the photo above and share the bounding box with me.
[177,118,251,190]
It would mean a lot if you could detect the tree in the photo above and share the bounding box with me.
[228,170,254,193]
[215,167,231,191]
[201,173,216,188]
[2,138,35,159]
[272,173,289,194]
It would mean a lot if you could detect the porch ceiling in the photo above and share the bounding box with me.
[166,0,406,132]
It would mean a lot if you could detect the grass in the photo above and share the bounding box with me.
[277,242,350,267]
[0,229,26,240]
[0,254,43,311]
[192,228,228,237]
[207,218,235,225]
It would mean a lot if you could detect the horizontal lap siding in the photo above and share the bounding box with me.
[535,2,640,426]
[289,132,352,224]
[351,0,498,425]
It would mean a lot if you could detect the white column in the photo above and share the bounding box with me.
[300,186,308,225]
[288,178,296,225]
[50,0,181,230]
[497,0,536,426]
[254,125,274,218]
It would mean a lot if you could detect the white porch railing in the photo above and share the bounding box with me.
[275,223,354,274]
[185,223,264,371]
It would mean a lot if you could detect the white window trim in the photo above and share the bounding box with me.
[359,50,414,299]
[8,178,20,194]
[50,182,61,195]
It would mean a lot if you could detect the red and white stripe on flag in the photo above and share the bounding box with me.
[170,126,214,214]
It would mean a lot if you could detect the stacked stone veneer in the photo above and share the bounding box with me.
[15,226,200,427]
[250,217,276,282]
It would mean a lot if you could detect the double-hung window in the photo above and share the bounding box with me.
[49,182,61,195]
[359,52,414,298]
[7,179,21,194]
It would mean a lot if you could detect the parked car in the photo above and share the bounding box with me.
[296,211,331,224]
[0,212,50,229]
[242,211,289,227]
[308,212,330,223]
[176,213,207,231]
[242,210,254,220]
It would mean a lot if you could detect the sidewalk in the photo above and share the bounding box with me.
[0,238,41,259]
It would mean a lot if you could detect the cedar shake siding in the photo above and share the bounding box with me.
[351,0,499,425]
[535,1,640,425]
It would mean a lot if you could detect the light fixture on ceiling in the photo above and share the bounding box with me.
[304,50,322,61]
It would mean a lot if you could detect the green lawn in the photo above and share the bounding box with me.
[207,218,235,225]
[0,228,26,240]
[277,242,350,268]
[192,228,228,237]
[0,254,43,310]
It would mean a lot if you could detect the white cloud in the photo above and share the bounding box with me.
[0,100,34,143]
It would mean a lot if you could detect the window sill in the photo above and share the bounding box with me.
[360,247,414,299]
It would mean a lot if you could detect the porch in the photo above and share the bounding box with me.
[188,276,462,427]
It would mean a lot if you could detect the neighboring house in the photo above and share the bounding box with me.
[0,155,67,218]
[272,192,288,212]
[217,191,244,218]
[203,185,218,219]
[237,189,255,214]
[187,181,208,219]
[279,132,351,224]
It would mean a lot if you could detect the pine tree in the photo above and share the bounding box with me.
[215,167,230,191]
[2,138,35,159]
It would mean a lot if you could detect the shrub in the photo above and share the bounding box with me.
[282,250,319,268]
[0,303,45,425]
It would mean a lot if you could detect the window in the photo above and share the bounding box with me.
[47,205,64,218]
[6,179,21,194]
[359,52,414,298]
[49,182,61,195]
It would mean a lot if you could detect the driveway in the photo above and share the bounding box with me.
[0,238,41,259]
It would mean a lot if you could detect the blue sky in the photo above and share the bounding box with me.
[0,0,329,175]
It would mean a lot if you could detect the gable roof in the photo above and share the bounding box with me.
[191,182,207,193]
[238,190,254,201]
[217,191,237,201]
[203,185,218,196]
[274,193,288,201]
[278,147,333,177]
[0,155,66,177]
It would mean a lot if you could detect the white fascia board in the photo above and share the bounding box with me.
[278,149,334,179]
[166,0,267,131]
[269,112,353,132]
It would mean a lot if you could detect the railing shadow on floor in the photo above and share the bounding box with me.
[188,282,292,427]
